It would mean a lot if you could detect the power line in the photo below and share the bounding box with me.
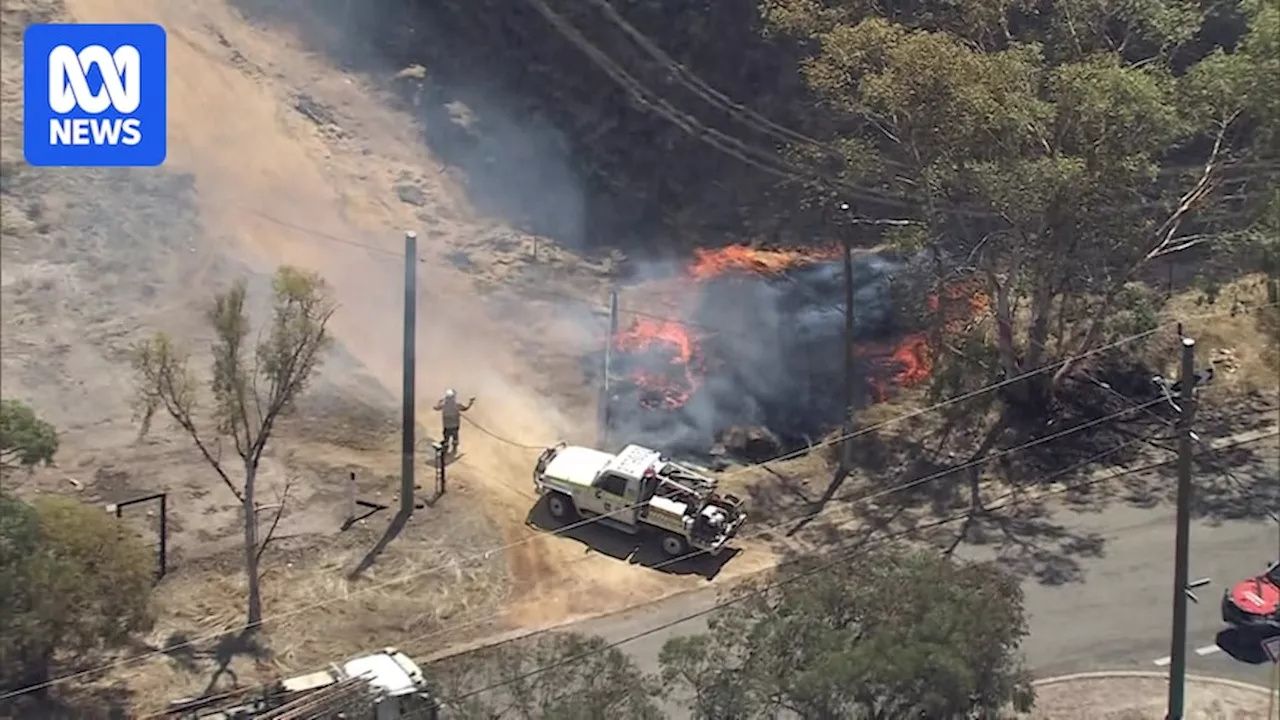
[525,0,1273,228]
[1012,312,1280,524]
[1,309,1225,702]
[1079,368,1280,523]
[581,0,855,163]
[520,0,976,216]
[387,414,1168,654]
[141,406,1171,718]
[435,429,1278,709]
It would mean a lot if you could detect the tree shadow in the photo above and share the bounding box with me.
[160,627,269,698]
[785,464,850,537]
[941,501,1107,585]
[771,420,950,539]
[765,378,1271,587]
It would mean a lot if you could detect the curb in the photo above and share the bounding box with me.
[1033,671,1273,696]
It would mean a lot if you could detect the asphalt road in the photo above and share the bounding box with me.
[562,455,1280,716]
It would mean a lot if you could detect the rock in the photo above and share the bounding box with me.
[396,183,427,207]
[716,425,782,463]
[292,93,336,127]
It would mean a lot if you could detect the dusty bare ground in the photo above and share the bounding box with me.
[3,0,1276,713]
[1024,675,1275,719]
[0,0,516,713]
[0,0,773,713]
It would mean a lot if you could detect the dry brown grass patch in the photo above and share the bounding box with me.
[1162,273,1279,399]
[117,500,508,714]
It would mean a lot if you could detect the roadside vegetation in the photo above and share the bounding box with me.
[429,547,1034,719]
[1,0,1276,717]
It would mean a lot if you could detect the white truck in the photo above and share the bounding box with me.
[533,443,747,557]
[166,648,439,720]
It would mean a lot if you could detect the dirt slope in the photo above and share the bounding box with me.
[55,0,751,628]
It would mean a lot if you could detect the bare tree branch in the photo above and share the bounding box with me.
[132,338,245,503]
[1148,234,1218,259]
[1051,116,1235,387]
[131,267,335,628]
[255,478,293,565]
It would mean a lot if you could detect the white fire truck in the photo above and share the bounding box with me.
[166,648,439,720]
[533,443,747,557]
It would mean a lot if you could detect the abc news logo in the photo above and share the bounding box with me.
[23,24,166,167]
[47,44,143,146]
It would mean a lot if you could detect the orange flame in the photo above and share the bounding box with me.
[689,244,836,280]
[613,317,705,409]
[610,244,991,413]
[856,279,989,401]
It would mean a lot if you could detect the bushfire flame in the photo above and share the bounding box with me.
[861,278,991,400]
[611,244,990,412]
[689,244,837,280]
[612,316,704,409]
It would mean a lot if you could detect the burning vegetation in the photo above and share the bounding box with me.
[612,316,705,409]
[605,244,989,458]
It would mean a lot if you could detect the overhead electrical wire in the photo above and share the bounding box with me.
[580,0,848,158]
[518,0,979,217]
[0,308,1241,701]
[427,429,1279,710]
[137,402,1200,718]
[1078,367,1280,523]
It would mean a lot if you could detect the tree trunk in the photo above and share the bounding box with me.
[242,460,262,629]
[965,416,1008,514]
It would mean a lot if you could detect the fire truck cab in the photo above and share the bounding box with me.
[533,443,746,557]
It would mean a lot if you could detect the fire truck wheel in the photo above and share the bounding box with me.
[660,533,688,557]
[546,492,577,523]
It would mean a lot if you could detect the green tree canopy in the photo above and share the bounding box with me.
[0,494,153,694]
[0,400,58,471]
[763,0,1278,408]
[430,631,664,720]
[659,549,1033,719]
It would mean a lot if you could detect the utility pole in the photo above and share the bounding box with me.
[400,231,418,517]
[600,288,619,449]
[1166,335,1198,720]
[840,202,855,471]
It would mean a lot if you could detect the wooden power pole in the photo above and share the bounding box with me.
[840,203,855,471]
[1166,335,1198,720]
[600,288,619,449]
[400,231,418,517]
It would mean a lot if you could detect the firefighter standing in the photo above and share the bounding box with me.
[433,389,475,455]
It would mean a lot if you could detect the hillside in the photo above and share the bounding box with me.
[1,0,1276,714]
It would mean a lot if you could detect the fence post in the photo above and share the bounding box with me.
[157,493,167,580]
[345,471,357,529]
[434,442,447,497]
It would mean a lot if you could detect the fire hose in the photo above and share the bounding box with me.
[460,413,551,451]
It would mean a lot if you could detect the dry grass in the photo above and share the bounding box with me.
[1163,272,1280,399]
[113,496,508,714]
[1,1,514,714]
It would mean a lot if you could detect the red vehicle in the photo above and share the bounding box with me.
[1222,561,1280,634]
